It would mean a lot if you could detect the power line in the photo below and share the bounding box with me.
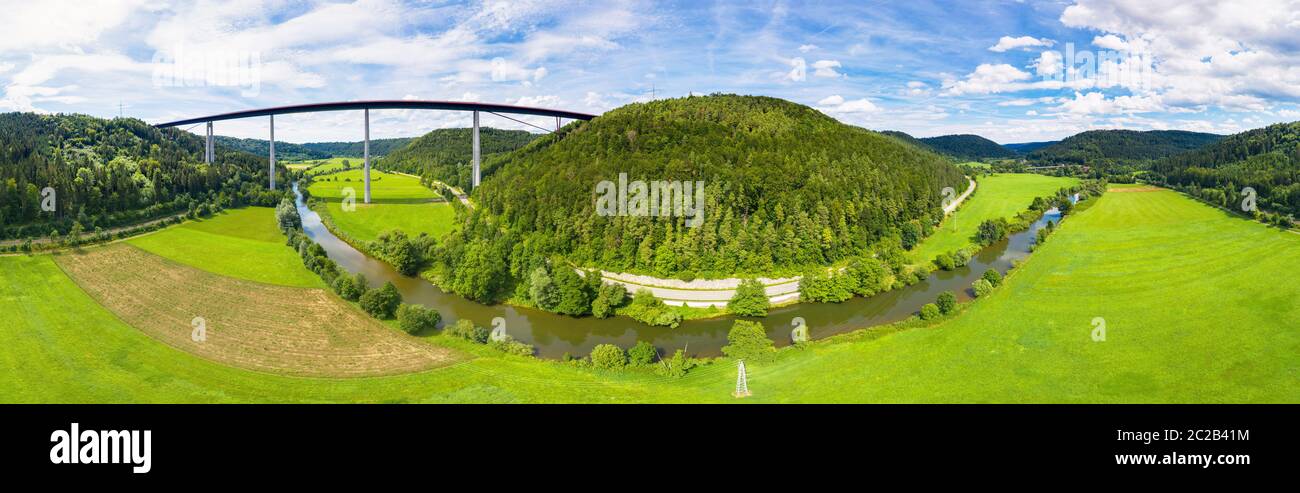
[486,111,556,134]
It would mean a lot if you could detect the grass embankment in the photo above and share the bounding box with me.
[128,207,325,288]
[909,173,1078,266]
[307,169,458,245]
[2,187,1295,402]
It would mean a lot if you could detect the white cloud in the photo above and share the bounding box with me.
[988,35,1055,52]
[798,44,818,53]
[811,59,843,78]
[1092,34,1129,51]
[942,64,1032,95]
[816,95,879,114]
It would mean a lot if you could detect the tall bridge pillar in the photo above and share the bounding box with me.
[269,115,276,190]
[205,121,213,164]
[472,110,481,188]
[364,108,371,204]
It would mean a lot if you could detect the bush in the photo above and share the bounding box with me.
[447,319,489,343]
[729,278,770,317]
[800,268,853,303]
[359,281,402,319]
[590,344,627,370]
[981,269,1003,287]
[396,304,440,335]
[721,320,775,363]
[656,349,695,378]
[972,278,994,298]
[628,341,658,366]
[846,256,888,296]
[976,218,1011,245]
[934,252,956,271]
[919,303,941,320]
[936,291,957,315]
[489,335,535,357]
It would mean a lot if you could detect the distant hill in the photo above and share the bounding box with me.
[1004,141,1057,154]
[1151,122,1300,216]
[376,128,538,191]
[1028,130,1222,164]
[917,134,1018,160]
[214,136,412,161]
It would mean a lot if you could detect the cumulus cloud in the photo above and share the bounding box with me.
[988,35,1055,52]
[816,94,879,113]
[811,59,843,78]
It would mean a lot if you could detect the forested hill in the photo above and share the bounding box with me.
[1004,141,1057,154]
[1028,129,1222,164]
[431,94,966,302]
[1150,122,1300,217]
[0,113,281,239]
[214,136,413,160]
[917,134,1018,160]
[376,128,537,191]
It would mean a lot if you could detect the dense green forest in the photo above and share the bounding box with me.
[1149,122,1300,218]
[214,136,413,160]
[1003,141,1057,154]
[0,113,282,239]
[377,128,538,191]
[918,134,1018,160]
[429,94,966,307]
[1028,130,1222,164]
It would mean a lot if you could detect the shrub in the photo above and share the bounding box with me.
[447,319,489,343]
[729,278,770,317]
[972,278,994,298]
[332,275,364,301]
[800,269,853,303]
[936,291,957,315]
[976,218,1011,245]
[934,252,956,271]
[656,349,695,378]
[919,303,941,320]
[275,198,301,231]
[846,256,887,296]
[721,320,775,363]
[359,281,402,319]
[489,335,535,356]
[590,344,627,370]
[396,304,440,335]
[628,341,658,366]
[981,269,1003,287]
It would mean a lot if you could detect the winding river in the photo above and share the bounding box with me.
[294,183,1063,359]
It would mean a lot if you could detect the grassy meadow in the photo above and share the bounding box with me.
[909,173,1078,265]
[307,168,458,244]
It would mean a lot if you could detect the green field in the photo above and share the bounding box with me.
[307,169,457,244]
[128,207,325,288]
[3,186,1294,402]
[909,173,1077,265]
[293,157,368,176]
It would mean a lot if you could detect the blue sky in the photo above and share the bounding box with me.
[2,0,1298,143]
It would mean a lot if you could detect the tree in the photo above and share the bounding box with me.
[628,341,657,366]
[972,278,994,298]
[396,304,440,335]
[332,275,362,301]
[920,303,941,320]
[622,288,682,327]
[552,266,594,316]
[981,268,1003,287]
[729,278,770,317]
[721,320,775,363]
[934,252,956,271]
[900,222,921,250]
[590,344,627,370]
[360,281,402,318]
[528,266,559,310]
[936,291,957,314]
[276,198,301,231]
[656,349,694,378]
[590,282,626,318]
[846,256,887,296]
[976,218,1010,245]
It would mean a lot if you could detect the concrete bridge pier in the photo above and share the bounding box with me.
[269,115,276,190]
[472,110,481,188]
[364,109,371,204]
[205,121,214,164]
